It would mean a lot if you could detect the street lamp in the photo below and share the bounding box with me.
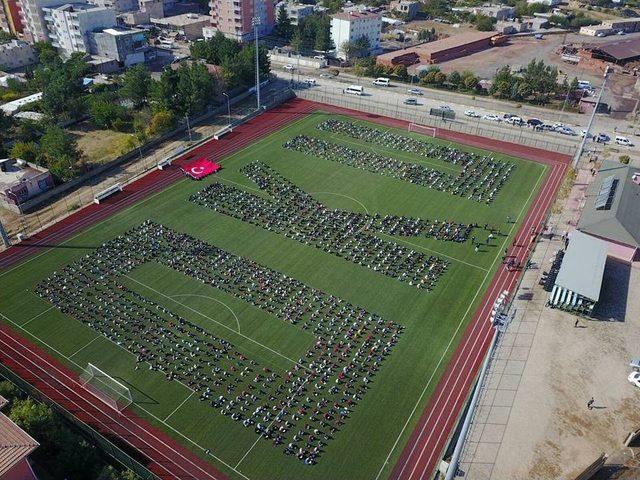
[222,92,231,126]
[252,14,261,109]
[185,114,192,142]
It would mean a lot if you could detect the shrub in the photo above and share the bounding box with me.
[619,154,630,164]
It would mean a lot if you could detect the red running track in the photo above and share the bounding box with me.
[0,98,316,479]
[0,97,570,480]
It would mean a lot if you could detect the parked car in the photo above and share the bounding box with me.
[534,33,544,40]
[403,98,418,105]
[482,114,501,122]
[618,30,627,35]
[629,371,640,388]
[527,118,543,127]
[407,88,423,95]
[506,116,524,125]
[556,126,577,136]
[596,133,610,143]
[319,73,333,78]
[616,135,633,146]
[284,64,295,71]
[503,113,516,119]
[540,123,555,131]
[303,78,316,85]
[464,109,480,117]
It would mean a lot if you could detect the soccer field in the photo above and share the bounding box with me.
[0,111,546,480]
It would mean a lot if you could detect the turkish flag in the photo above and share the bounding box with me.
[181,158,221,180]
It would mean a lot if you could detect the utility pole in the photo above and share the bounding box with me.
[252,12,261,109]
[222,92,231,125]
[572,66,611,168]
[0,219,10,247]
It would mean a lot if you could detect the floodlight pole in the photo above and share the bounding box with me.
[572,66,611,169]
[222,92,231,126]
[252,15,261,110]
[0,219,10,247]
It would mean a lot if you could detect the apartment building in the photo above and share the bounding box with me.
[18,0,74,42]
[87,0,136,13]
[209,0,274,42]
[0,39,35,69]
[1,0,23,34]
[284,3,313,26]
[92,26,151,65]
[330,10,381,60]
[43,3,116,56]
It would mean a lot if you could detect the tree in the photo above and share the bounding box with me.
[0,380,19,400]
[461,70,479,90]
[39,125,83,180]
[146,110,176,137]
[448,71,461,88]
[341,35,370,60]
[620,154,630,164]
[9,398,63,450]
[10,141,39,163]
[475,14,495,31]
[274,4,293,41]
[0,110,12,157]
[120,64,151,108]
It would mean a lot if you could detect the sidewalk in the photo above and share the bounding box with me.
[0,92,265,249]
[457,153,640,479]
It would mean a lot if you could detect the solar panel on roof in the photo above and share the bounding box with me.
[599,175,614,194]
[594,176,618,210]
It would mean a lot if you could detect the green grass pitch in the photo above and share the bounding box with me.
[0,112,546,480]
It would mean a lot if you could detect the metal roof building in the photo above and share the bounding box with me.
[587,36,640,64]
[555,231,608,302]
[577,160,640,261]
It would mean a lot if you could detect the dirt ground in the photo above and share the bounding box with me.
[69,122,135,165]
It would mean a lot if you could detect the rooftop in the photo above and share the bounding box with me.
[377,31,498,61]
[101,26,144,36]
[151,13,211,26]
[555,231,608,301]
[0,159,50,192]
[0,92,42,116]
[0,396,40,477]
[578,160,640,248]
[332,10,382,21]
[587,36,640,61]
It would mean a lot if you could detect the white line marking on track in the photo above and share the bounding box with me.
[373,164,547,480]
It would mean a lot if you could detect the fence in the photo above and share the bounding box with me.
[1,87,294,247]
[0,363,158,480]
[295,86,580,155]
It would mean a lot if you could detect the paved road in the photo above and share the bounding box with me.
[272,66,638,154]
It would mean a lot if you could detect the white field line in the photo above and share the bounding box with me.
[68,335,101,359]
[373,164,546,480]
[125,275,308,372]
[0,309,251,480]
[164,391,195,422]
[21,306,54,327]
[170,294,241,334]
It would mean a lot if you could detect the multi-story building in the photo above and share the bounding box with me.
[18,0,75,42]
[151,12,210,40]
[1,0,23,34]
[209,0,274,42]
[390,0,419,20]
[43,3,116,56]
[92,26,152,65]
[87,0,136,13]
[0,39,35,69]
[330,10,381,60]
[284,3,313,26]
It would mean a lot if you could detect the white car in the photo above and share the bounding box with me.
[319,73,333,78]
[284,64,295,71]
[616,136,633,146]
[303,78,316,85]
[629,371,640,388]
[464,109,480,118]
[482,114,502,122]
[407,88,423,95]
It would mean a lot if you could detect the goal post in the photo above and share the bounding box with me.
[79,363,133,412]
[408,123,437,138]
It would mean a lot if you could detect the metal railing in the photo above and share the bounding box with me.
[295,86,579,155]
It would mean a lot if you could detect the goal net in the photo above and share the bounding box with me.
[408,123,437,138]
[79,363,133,412]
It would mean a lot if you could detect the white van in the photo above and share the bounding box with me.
[615,136,633,146]
[345,85,364,95]
[372,77,390,86]
[577,80,591,90]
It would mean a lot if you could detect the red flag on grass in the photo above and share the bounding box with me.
[181,158,221,180]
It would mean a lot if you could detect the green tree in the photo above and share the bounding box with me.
[146,110,176,137]
[10,141,40,163]
[9,398,63,450]
[274,4,293,40]
[39,125,83,180]
[461,70,479,90]
[475,14,495,31]
[448,70,461,88]
[0,110,12,157]
[120,64,151,107]
[0,380,19,400]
